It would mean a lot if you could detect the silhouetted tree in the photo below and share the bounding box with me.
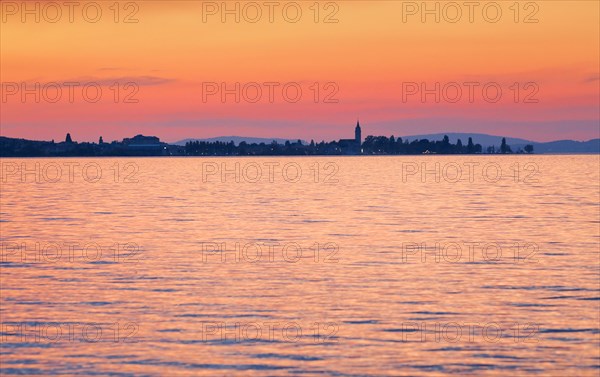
[389,135,396,153]
[438,135,451,153]
[396,137,404,154]
[456,139,463,153]
[524,144,534,154]
[65,133,73,143]
[500,137,512,153]
[467,137,475,153]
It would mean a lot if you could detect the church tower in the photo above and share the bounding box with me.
[355,120,362,144]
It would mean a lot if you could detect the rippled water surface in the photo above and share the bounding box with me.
[1,156,599,376]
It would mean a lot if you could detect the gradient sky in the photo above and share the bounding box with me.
[1,0,599,143]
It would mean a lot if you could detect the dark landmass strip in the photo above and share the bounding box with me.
[401,133,600,154]
[1,133,598,157]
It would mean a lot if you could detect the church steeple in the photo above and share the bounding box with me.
[355,120,362,144]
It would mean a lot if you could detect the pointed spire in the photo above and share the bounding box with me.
[355,119,362,144]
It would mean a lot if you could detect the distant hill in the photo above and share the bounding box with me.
[400,133,599,154]
[532,139,599,154]
[174,136,306,146]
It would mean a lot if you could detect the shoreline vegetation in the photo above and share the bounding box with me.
[1,133,540,157]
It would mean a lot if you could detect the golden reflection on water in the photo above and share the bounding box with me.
[1,156,599,376]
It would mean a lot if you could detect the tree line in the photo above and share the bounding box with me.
[185,135,534,155]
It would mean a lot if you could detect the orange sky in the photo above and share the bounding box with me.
[1,0,599,142]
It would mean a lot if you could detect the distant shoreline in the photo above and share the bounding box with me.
[2,134,598,157]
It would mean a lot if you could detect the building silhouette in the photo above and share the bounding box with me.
[338,120,362,155]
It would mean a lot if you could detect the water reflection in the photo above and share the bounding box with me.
[1,156,598,376]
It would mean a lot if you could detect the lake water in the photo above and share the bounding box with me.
[1,155,599,376]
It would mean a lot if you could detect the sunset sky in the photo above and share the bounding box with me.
[1,0,599,143]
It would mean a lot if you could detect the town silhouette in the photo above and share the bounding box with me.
[1,121,533,157]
